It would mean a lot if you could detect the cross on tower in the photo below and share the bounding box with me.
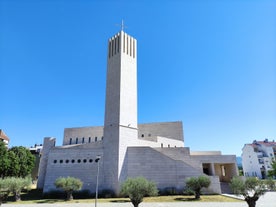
[117,20,127,31]
[121,20,125,31]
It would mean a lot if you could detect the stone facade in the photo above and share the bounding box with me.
[37,30,238,195]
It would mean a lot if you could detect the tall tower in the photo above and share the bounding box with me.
[103,29,138,193]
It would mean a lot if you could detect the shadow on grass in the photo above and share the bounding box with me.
[110,199,130,203]
[174,197,198,202]
[36,199,61,204]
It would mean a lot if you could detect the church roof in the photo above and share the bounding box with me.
[0,129,10,142]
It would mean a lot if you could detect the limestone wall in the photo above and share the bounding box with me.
[126,147,203,190]
[42,144,104,193]
[138,121,184,142]
[63,126,103,146]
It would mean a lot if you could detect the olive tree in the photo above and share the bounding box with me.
[54,176,83,201]
[0,178,9,206]
[185,176,211,199]
[5,177,32,201]
[120,177,158,207]
[230,177,275,207]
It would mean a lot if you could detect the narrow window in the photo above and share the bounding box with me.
[114,37,117,55]
[161,143,163,148]
[127,35,129,54]
[76,138,78,144]
[109,41,111,58]
[123,33,125,53]
[168,144,170,148]
[101,136,104,140]
[82,137,85,144]
[117,36,121,53]
[133,39,135,58]
[141,134,144,138]
[69,138,72,145]
[111,39,114,56]
[95,137,97,142]
[130,37,132,57]
[89,137,91,143]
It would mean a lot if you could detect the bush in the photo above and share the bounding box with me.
[99,189,116,198]
[158,187,181,196]
[120,177,158,207]
[185,176,211,199]
[54,176,83,201]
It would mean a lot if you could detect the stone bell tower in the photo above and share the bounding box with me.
[103,28,138,193]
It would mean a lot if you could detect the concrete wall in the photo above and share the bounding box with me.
[42,143,104,193]
[138,122,184,142]
[63,126,104,146]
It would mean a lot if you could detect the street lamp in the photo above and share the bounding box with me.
[95,155,101,207]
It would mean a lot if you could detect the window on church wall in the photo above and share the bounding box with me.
[133,39,135,58]
[161,143,163,148]
[77,159,81,163]
[101,136,104,140]
[89,137,91,143]
[168,144,170,148]
[127,35,129,55]
[141,134,144,138]
[71,159,75,163]
[95,137,97,142]
[123,33,125,53]
[66,160,69,163]
[82,137,85,144]
[69,138,72,145]
[117,36,120,53]
[53,160,57,164]
[89,159,93,163]
[130,37,132,57]
[60,160,63,164]
[76,138,78,144]
[114,37,117,55]
[111,39,114,57]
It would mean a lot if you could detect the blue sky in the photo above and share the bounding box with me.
[1,0,275,156]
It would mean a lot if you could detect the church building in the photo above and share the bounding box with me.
[37,29,238,195]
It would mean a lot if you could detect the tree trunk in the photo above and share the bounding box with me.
[195,191,201,199]
[246,198,256,207]
[14,191,21,202]
[131,201,140,207]
[66,191,73,201]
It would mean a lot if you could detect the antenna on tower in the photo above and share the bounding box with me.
[116,20,127,31]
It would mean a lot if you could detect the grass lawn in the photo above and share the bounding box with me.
[5,193,242,204]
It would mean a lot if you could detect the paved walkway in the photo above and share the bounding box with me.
[2,192,275,207]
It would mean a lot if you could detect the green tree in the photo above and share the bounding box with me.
[0,178,9,206]
[230,177,275,207]
[185,176,211,199]
[0,142,10,178]
[5,177,32,201]
[9,146,35,178]
[0,143,35,178]
[54,176,83,201]
[120,177,158,207]
[268,160,276,178]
